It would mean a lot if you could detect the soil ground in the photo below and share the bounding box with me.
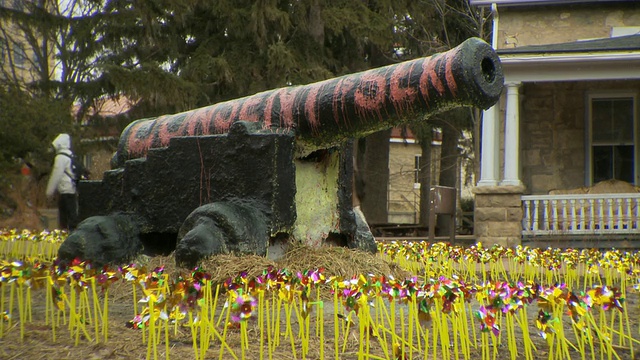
[1,189,639,359]
[1,252,640,360]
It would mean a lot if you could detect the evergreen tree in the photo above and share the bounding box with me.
[95,0,417,117]
[0,0,489,229]
[91,1,423,225]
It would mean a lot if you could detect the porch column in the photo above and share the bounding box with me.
[478,105,500,186]
[501,82,522,186]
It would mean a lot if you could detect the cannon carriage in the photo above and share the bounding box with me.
[59,37,504,267]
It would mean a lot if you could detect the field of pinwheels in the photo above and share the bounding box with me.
[1,228,639,359]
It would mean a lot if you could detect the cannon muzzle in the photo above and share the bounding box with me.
[114,37,503,167]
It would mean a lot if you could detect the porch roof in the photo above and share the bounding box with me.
[496,35,640,82]
[470,0,620,6]
[498,34,640,55]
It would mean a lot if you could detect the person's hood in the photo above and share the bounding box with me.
[52,133,71,152]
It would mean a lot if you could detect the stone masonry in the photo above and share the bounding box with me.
[473,185,525,247]
[497,3,640,49]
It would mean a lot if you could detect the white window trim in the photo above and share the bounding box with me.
[586,91,639,186]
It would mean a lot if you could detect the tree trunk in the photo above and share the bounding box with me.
[307,0,325,45]
[355,129,390,225]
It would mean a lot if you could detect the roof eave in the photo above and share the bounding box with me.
[499,51,640,82]
[500,51,640,64]
[470,0,623,7]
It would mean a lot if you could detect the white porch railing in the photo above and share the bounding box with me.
[521,194,640,236]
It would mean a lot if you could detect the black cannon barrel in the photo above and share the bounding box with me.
[114,37,503,167]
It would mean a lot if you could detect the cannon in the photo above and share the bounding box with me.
[59,37,504,267]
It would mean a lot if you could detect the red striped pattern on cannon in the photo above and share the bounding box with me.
[114,37,503,167]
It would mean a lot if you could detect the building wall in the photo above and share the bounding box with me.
[387,141,422,224]
[387,135,475,225]
[0,0,57,90]
[85,148,115,180]
[520,80,640,195]
[497,3,640,49]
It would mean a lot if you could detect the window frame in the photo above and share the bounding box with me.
[13,43,27,68]
[12,0,23,11]
[586,91,639,186]
[0,38,5,65]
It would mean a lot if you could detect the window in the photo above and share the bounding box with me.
[588,94,638,184]
[12,0,23,11]
[13,43,26,67]
[0,39,5,65]
[414,154,421,187]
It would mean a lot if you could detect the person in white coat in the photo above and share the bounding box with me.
[46,133,78,231]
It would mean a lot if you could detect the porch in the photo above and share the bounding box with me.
[473,35,640,249]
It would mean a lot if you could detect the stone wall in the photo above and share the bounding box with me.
[520,80,640,195]
[497,3,640,49]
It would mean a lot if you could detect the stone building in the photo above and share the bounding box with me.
[387,128,432,225]
[471,0,640,247]
[386,128,475,227]
[0,0,56,89]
